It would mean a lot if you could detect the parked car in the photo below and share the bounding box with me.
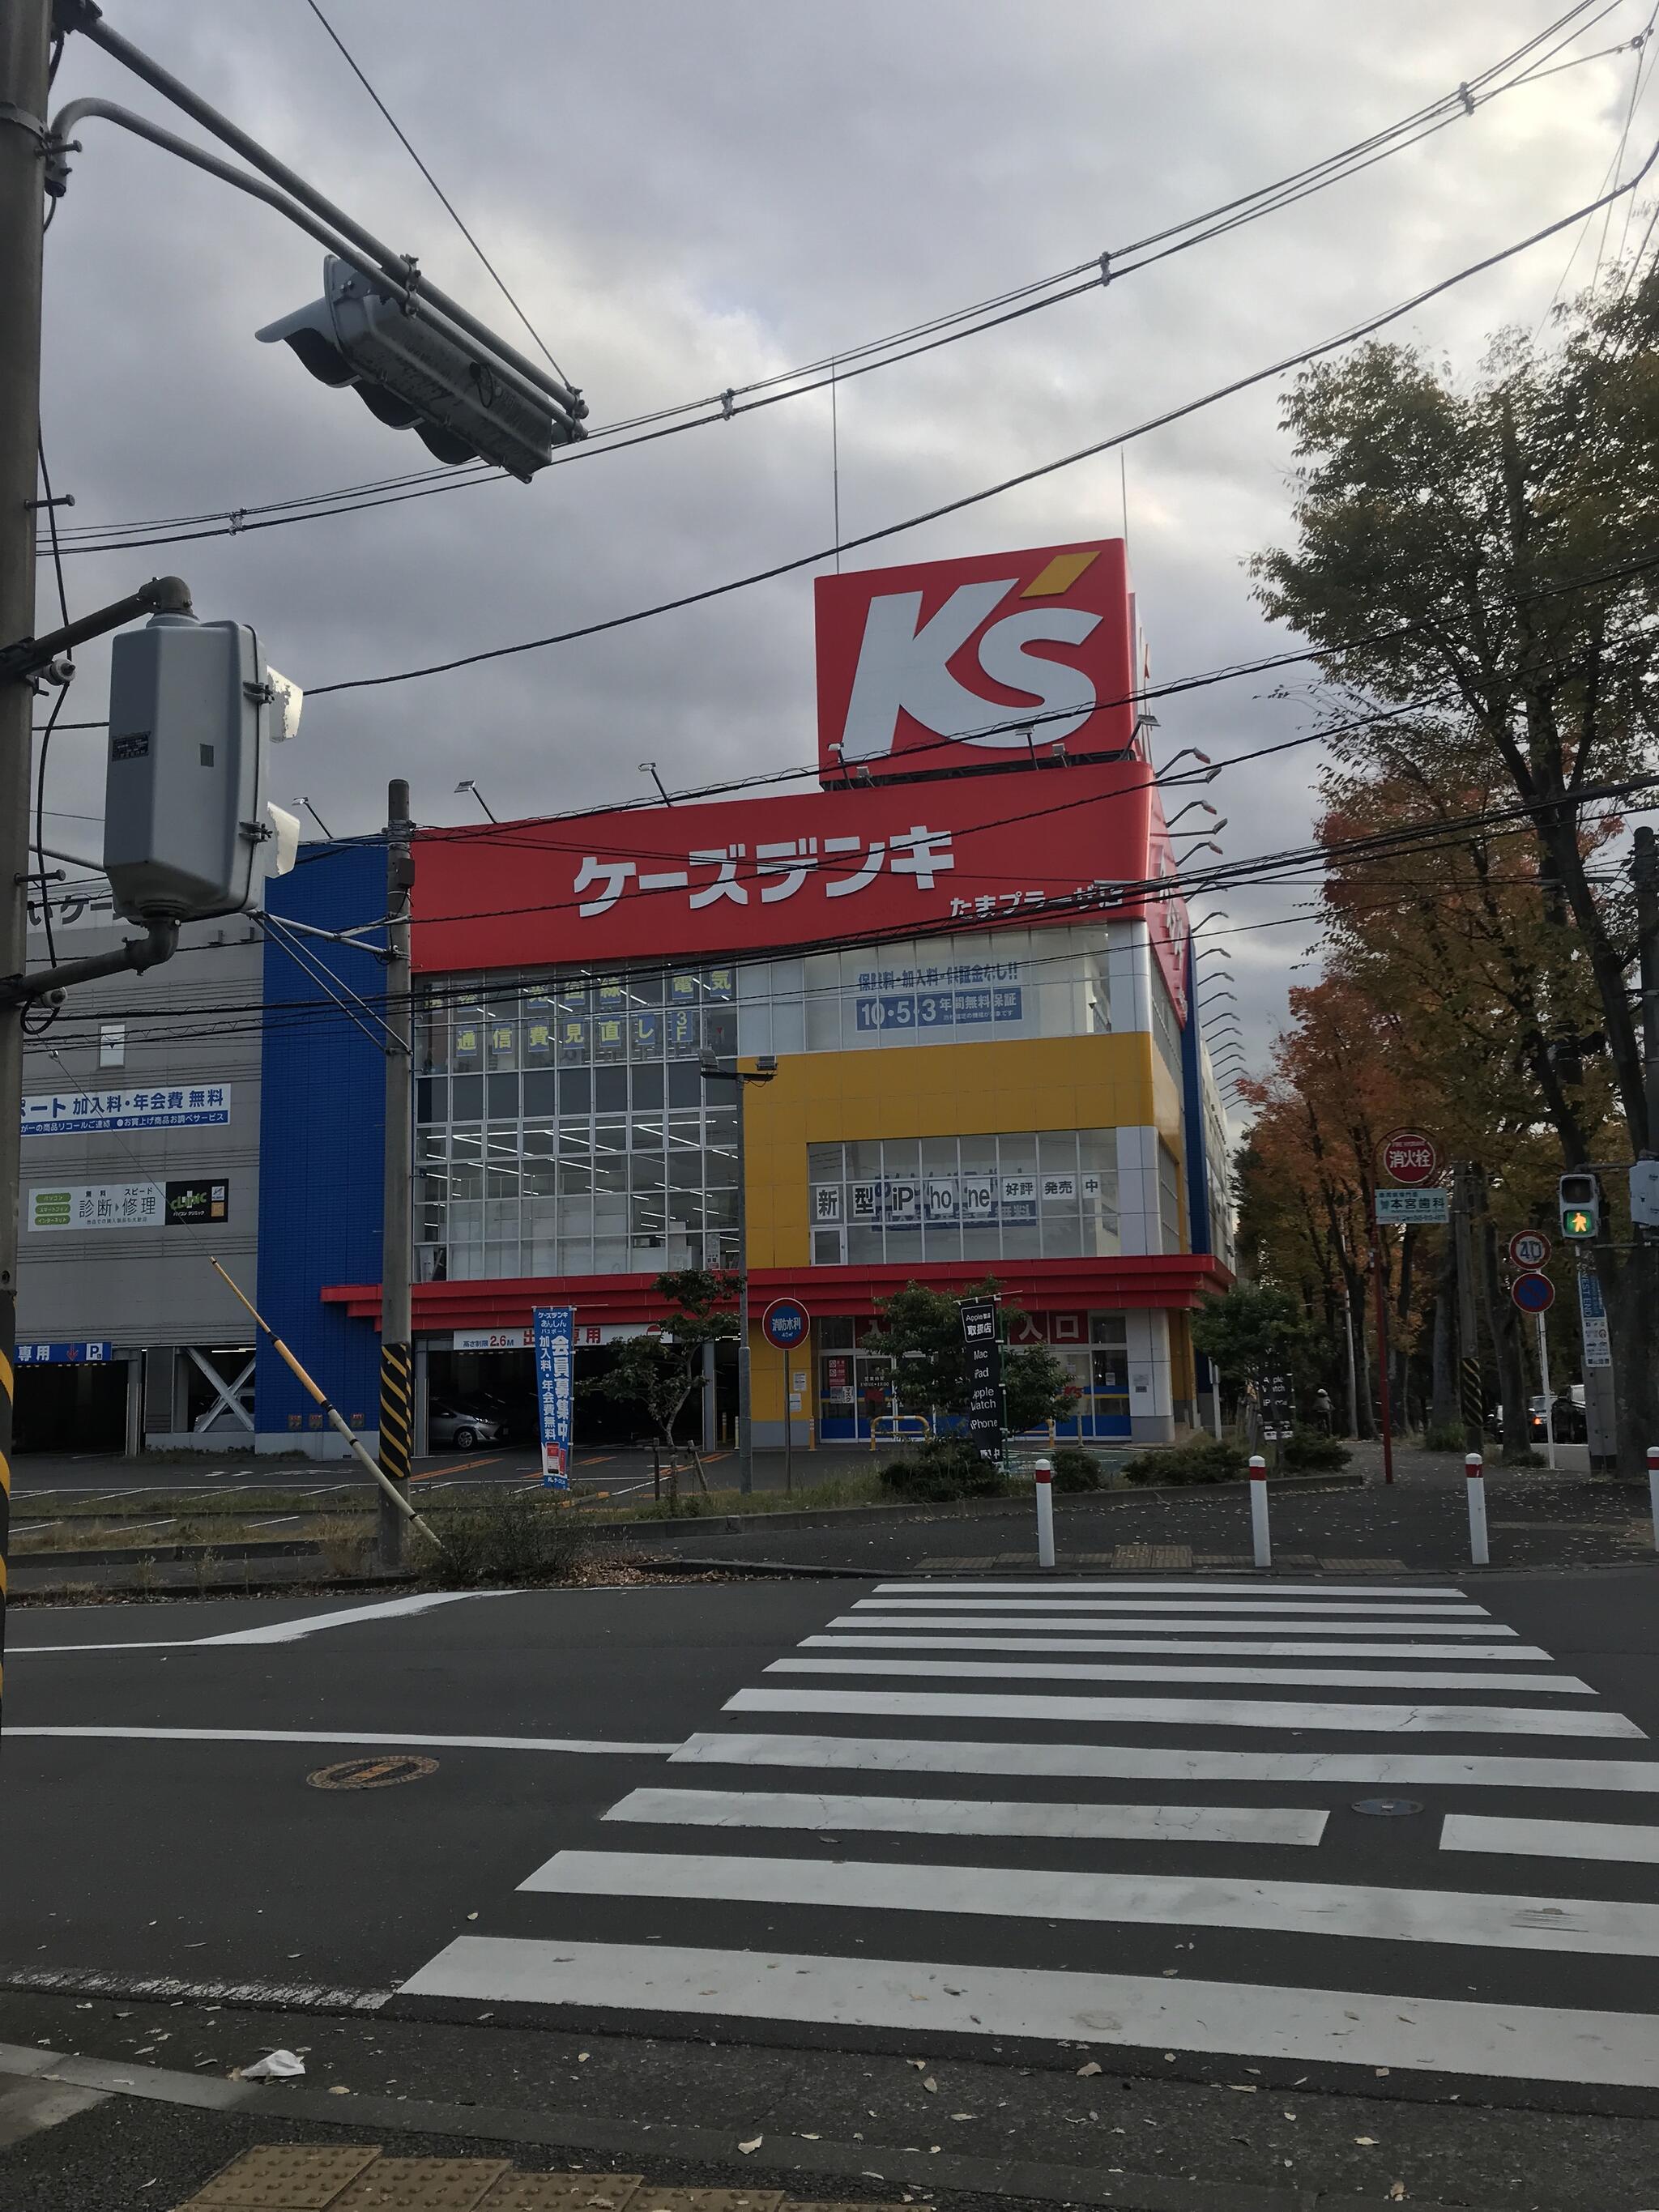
[1529,1392,1587,1445]
[429,1397,510,1451]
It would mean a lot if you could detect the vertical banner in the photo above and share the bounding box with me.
[533,1306,574,1490]
[960,1294,1004,1462]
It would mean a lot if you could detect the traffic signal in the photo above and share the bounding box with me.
[257,257,583,480]
[1558,1171,1601,1242]
[103,613,301,925]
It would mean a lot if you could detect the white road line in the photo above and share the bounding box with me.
[198,1591,512,1645]
[727,1688,1643,1737]
[673,1731,1659,1790]
[5,1727,682,1754]
[872,1581,1465,1596]
[1441,1814,1659,1865]
[770,1656,1592,1695]
[11,1589,517,1656]
[604,1786,1328,1846]
[522,1848,1659,1958]
[830,1613,1521,1639]
[806,1634,1553,1662]
[855,1598,1487,1617]
[395,1936,1659,2088]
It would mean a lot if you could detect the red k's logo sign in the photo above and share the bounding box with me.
[815,539,1137,784]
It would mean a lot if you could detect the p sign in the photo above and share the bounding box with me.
[1511,1272,1555,1315]
[815,540,1136,782]
[761,1298,810,1352]
[1508,1229,1552,1272]
[1380,1129,1439,1186]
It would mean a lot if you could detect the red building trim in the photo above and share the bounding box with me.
[322,1253,1231,1332]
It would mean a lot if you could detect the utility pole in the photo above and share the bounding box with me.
[0,0,53,1731]
[377,778,414,1566]
[1451,1161,1485,1452]
[1636,828,1659,1152]
[700,1051,777,1494]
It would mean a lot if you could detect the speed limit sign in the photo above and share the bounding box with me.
[1508,1230,1552,1271]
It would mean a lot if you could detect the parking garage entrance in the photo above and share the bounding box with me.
[423,1331,734,1455]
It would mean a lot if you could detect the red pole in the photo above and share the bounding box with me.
[1371,1235,1396,1485]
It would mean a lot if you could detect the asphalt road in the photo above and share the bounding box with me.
[5,1570,1659,2206]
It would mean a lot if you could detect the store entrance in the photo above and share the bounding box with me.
[423,1340,730,1453]
[14,1360,128,1453]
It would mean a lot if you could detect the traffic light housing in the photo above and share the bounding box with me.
[103,612,301,925]
[257,257,582,480]
[1559,1171,1601,1242]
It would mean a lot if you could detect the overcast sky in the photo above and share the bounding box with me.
[34,1,1656,1079]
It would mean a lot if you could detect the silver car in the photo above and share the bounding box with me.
[428,1399,509,1451]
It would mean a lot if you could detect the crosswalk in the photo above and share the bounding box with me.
[400,1577,1659,2090]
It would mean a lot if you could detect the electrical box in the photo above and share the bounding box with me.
[1631,1158,1659,1229]
[103,613,299,924]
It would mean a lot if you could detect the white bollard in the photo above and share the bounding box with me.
[1648,1447,1659,1555]
[1465,1452,1490,1566]
[1248,1454,1271,1569]
[1034,1455,1056,1570]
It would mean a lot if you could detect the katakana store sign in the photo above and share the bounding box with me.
[814,539,1137,782]
[415,758,1183,985]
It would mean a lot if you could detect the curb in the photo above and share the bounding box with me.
[0,2037,1505,2212]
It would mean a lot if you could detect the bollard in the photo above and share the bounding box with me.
[1465,1452,1489,1566]
[1248,1454,1271,1568]
[1648,1447,1659,1555]
[1034,1455,1056,1570]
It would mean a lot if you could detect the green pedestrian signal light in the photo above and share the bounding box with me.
[1559,1173,1601,1240]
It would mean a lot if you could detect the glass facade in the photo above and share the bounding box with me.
[815,1310,1132,1440]
[414,963,743,1282]
[807,1130,1120,1266]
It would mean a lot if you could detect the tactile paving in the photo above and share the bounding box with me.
[330,2159,514,2211]
[173,2144,382,2209]
[628,2193,786,2212]
[477,2179,642,2212]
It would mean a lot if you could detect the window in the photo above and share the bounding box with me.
[1158,1140,1183,1254]
[807,1131,1119,1264]
[99,1022,125,1068]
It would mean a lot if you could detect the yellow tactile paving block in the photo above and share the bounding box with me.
[172,2144,382,2209]
[628,2193,786,2212]
[476,2180,642,2212]
[330,2159,514,2210]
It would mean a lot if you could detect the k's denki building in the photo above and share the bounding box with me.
[173,537,1235,1455]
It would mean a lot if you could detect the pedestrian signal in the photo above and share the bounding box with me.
[1558,1173,1601,1241]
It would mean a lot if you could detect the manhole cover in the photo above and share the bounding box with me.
[307,1755,437,1792]
[1352,1796,1423,1817]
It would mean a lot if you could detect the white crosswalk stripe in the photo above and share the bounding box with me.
[399,1577,1659,2091]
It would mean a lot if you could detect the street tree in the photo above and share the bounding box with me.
[1191,1281,1311,1459]
[859,1280,1078,1434]
[592,1268,736,1453]
[1252,278,1659,1464]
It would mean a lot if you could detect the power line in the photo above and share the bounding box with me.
[43,3,1612,560]
[301,0,571,388]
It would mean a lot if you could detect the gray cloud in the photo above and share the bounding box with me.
[34,1,1653,1098]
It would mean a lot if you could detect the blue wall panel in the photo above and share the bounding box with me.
[255,845,386,1441]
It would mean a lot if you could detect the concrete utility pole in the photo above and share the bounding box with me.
[0,0,53,1726]
[1451,1162,1485,1452]
[377,780,415,1566]
[1636,828,1659,1152]
[700,1051,777,1493]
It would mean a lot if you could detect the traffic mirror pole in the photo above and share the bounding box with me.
[1371,1230,1395,1485]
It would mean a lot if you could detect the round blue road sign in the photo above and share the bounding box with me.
[761,1297,811,1349]
[1511,1271,1555,1314]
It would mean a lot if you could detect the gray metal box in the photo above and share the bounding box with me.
[104,614,265,923]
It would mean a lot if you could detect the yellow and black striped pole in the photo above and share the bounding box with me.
[378,1340,414,1491]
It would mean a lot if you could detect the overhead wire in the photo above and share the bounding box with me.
[301,0,571,386]
[44,2,1618,560]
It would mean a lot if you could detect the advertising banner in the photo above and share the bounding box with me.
[416,760,1179,978]
[533,1305,575,1487]
[21,1085,230,1136]
[815,540,1137,782]
[961,1294,1004,1461]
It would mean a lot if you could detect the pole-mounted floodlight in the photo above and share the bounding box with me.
[639,762,672,807]
[455,779,496,823]
[1163,799,1219,831]
[293,795,334,840]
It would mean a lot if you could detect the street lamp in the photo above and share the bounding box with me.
[699,1050,778,1494]
[1163,800,1220,832]
[1196,944,1234,963]
[639,762,673,806]
[454,778,497,823]
[292,795,334,840]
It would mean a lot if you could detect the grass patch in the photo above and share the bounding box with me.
[612,1468,890,1521]
[432,1485,590,1585]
